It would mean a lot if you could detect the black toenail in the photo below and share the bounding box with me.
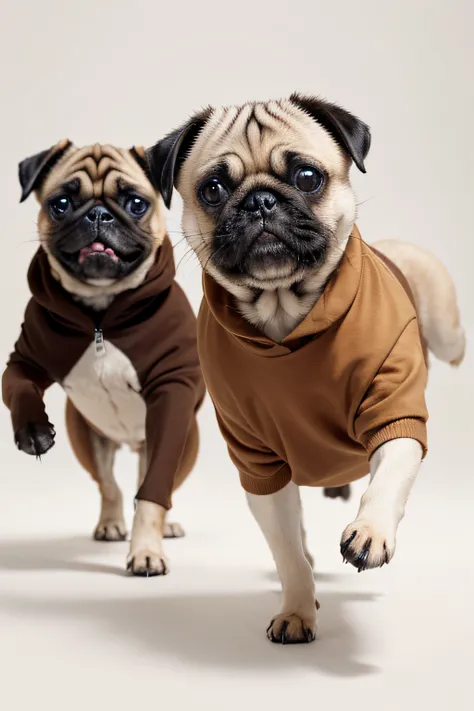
[356,539,372,572]
[341,530,357,553]
[280,620,289,644]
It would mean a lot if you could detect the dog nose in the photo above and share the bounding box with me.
[243,190,278,214]
[86,206,114,223]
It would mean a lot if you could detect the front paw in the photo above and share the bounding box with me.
[15,423,56,457]
[340,520,395,572]
[127,550,168,577]
[267,602,319,645]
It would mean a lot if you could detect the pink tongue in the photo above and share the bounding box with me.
[79,242,119,264]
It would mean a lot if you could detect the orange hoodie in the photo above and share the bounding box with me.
[197,228,428,495]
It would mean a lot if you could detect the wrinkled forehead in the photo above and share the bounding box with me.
[40,144,154,200]
[184,100,348,186]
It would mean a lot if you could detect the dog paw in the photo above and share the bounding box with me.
[324,484,351,500]
[340,520,395,572]
[163,521,185,538]
[127,550,168,577]
[94,519,127,542]
[15,423,56,457]
[267,605,318,644]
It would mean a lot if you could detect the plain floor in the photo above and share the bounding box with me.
[0,337,472,711]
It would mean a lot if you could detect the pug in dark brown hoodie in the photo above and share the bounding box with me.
[2,140,205,576]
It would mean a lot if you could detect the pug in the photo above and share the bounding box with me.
[147,95,465,640]
[2,140,205,575]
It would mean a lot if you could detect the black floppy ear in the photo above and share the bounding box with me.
[18,139,72,203]
[147,109,212,209]
[290,94,371,173]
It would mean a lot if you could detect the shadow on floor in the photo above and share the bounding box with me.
[0,536,349,583]
[0,535,381,677]
[0,535,126,576]
[265,569,344,584]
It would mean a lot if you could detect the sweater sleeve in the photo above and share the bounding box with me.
[136,376,200,510]
[354,318,428,457]
[134,288,205,510]
[215,410,291,495]
[2,340,54,436]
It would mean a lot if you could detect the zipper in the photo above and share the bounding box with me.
[94,328,106,357]
[91,326,134,440]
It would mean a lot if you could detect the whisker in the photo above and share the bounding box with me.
[176,246,200,271]
[197,223,210,249]
[171,235,189,250]
[202,242,228,272]
[356,195,376,208]
[167,229,215,236]
[170,230,217,250]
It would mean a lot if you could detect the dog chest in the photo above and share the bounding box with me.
[62,339,146,446]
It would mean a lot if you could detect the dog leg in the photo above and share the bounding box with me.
[127,500,168,576]
[247,482,317,643]
[300,513,314,569]
[136,446,185,540]
[340,438,422,571]
[323,484,351,500]
[90,432,127,542]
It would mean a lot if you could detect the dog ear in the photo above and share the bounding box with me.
[129,146,152,181]
[147,109,212,209]
[19,139,72,203]
[290,94,371,173]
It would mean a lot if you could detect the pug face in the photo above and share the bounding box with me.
[148,95,370,293]
[19,141,166,298]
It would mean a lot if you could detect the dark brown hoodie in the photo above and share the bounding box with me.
[2,237,205,509]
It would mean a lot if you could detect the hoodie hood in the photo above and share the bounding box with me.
[27,236,176,332]
[202,227,363,357]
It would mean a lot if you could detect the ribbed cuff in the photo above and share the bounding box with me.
[135,490,172,511]
[239,463,292,495]
[365,418,428,458]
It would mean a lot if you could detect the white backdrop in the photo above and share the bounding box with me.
[0,2,473,710]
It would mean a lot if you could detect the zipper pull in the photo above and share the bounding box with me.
[94,328,105,357]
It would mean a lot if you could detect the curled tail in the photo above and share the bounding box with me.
[373,240,466,367]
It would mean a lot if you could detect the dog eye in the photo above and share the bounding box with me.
[199,179,229,207]
[125,196,149,217]
[49,195,72,218]
[294,167,324,194]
